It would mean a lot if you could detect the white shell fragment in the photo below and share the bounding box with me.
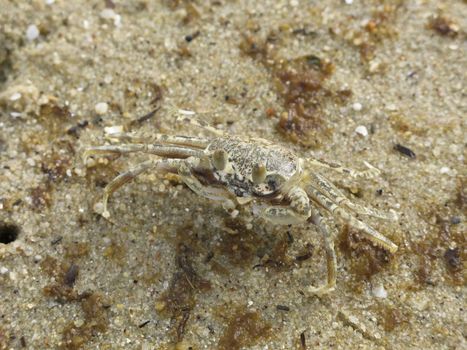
[9,92,21,101]
[355,125,368,137]
[372,284,388,298]
[439,166,451,174]
[100,9,122,27]
[104,125,124,136]
[95,102,109,115]
[10,112,22,118]
[352,102,363,111]
[178,108,196,115]
[26,25,40,41]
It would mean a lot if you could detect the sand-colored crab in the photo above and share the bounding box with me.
[83,109,397,294]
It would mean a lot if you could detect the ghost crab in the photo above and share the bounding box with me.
[83,108,398,295]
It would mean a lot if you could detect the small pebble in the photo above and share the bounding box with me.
[74,319,85,327]
[178,108,196,115]
[345,0,353,4]
[113,14,122,27]
[352,102,363,111]
[372,284,388,298]
[355,125,368,137]
[0,267,9,274]
[26,25,39,41]
[104,74,113,84]
[10,112,22,118]
[104,125,124,135]
[386,104,397,111]
[439,166,450,174]
[100,8,116,19]
[95,102,109,115]
[9,92,21,101]
[100,8,122,27]
[388,209,399,221]
[368,60,380,73]
[93,202,105,215]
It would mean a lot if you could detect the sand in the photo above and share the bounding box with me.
[0,1,465,349]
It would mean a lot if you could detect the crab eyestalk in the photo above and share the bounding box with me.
[212,149,228,170]
[252,163,267,184]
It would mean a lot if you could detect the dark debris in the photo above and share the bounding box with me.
[444,247,461,273]
[427,15,459,37]
[276,305,290,312]
[394,143,416,158]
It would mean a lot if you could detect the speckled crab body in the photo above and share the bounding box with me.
[84,109,397,295]
[206,137,300,199]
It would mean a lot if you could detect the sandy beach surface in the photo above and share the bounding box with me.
[0,1,465,349]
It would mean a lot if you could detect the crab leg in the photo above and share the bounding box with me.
[99,159,183,218]
[83,143,205,163]
[259,187,336,294]
[307,186,398,253]
[261,187,311,225]
[170,107,225,136]
[306,158,380,179]
[307,206,337,295]
[309,173,395,220]
[106,133,210,149]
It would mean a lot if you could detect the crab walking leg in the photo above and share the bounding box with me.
[83,143,205,163]
[306,158,380,179]
[100,159,183,218]
[307,207,337,295]
[260,187,336,294]
[307,186,398,253]
[106,133,210,149]
[172,109,224,136]
[309,173,395,220]
[261,187,312,225]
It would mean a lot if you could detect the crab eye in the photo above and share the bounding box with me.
[265,174,285,191]
[251,163,266,184]
[212,149,227,170]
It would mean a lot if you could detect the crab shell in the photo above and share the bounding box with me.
[203,137,303,199]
